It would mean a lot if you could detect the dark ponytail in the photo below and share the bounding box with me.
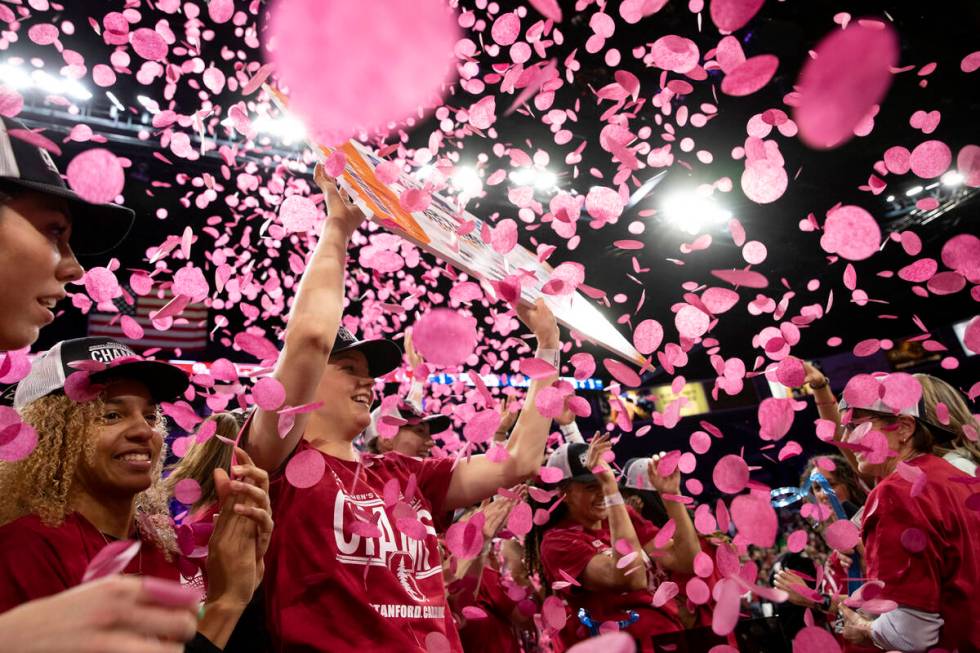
[523,492,568,596]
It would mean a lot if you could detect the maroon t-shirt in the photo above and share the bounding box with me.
[539,506,683,651]
[0,511,179,612]
[457,566,522,653]
[265,440,460,652]
[858,454,980,652]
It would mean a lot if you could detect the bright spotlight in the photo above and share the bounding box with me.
[941,171,964,187]
[534,169,557,191]
[251,113,307,144]
[508,167,536,186]
[905,185,924,197]
[508,166,557,192]
[0,62,32,89]
[885,195,895,202]
[451,165,482,196]
[661,190,731,235]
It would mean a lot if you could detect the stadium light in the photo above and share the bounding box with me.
[661,189,731,235]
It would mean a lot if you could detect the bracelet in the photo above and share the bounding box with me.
[535,347,560,370]
[602,492,625,508]
[809,377,829,390]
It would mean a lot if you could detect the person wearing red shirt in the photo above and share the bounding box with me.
[0,337,274,652]
[0,115,204,653]
[835,374,980,653]
[527,437,700,652]
[244,164,561,652]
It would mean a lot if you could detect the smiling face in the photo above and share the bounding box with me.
[562,479,607,527]
[314,349,376,439]
[73,378,165,502]
[0,191,84,350]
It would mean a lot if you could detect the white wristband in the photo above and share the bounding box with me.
[535,347,560,370]
[602,492,625,508]
[560,421,585,444]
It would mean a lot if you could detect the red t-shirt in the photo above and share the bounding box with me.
[0,511,179,612]
[457,566,522,653]
[265,440,460,653]
[860,454,980,652]
[539,506,683,652]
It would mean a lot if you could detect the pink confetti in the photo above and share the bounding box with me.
[711,578,742,636]
[584,186,624,223]
[542,595,567,631]
[775,356,805,387]
[650,35,700,74]
[27,23,59,45]
[208,0,235,24]
[880,373,922,411]
[412,309,478,367]
[539,467,565,484]
[758,397,794,441]
[820,205,881,261]
[942,234,980,282]
[268,0,459,145]
[824,519,859,551]
[603,358,642,387]
[565,632,635,653]
[0,408,38,462]
[285,448,326,489]
[0,86,24,118]
[519,357,558,380]
[528,0,563,22]
[66,149,125,205]
[721,54,779,96]
[793,626,842,653]
[652,580,679,607]
[713,455,750,494]
[731,492,777,547]
[710,267,769,289]
[701,287,740,314]
[962,51,980,73]
[445,519,483,560]
[632,319,664,355]
[173,478,202,505]
[794,24,898,149]
[234,332,280,362]
[81,540,141,583]
[900,527,927,553]
[709,0,766,33]
[507,501,533,536]
[253,377,287,411]
[491,12,521,46]
[490,219,518,254]
[787,529,808,553]
[957,144,980,188]
[741,159,788,204]
[462,409,501,444]
[131,28,169,61]
[909,140,952,179]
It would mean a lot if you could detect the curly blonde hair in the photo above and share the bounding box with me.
[0,394,177,556]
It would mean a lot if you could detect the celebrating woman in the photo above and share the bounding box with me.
[526,437,700,652]
[0,337,274,652]
[244,164,560,652]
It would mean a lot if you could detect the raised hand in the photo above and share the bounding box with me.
[803,361,828,389]
[516,298,559,348]
[314,162,366,238]
[647,451,681,495]
[585,433,617,490]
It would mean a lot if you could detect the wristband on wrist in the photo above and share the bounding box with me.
[535,347,560,370]
[809,377,829,390]
[602,492,625,508]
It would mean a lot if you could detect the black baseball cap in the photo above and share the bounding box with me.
[544,442,596,484]
[332,326,402,378]
[11,337,189,409]
[0,116,135,256]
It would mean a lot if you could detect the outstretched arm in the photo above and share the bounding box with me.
[444,299,559,511]
[246,164,366,472]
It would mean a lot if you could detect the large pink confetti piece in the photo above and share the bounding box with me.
[711,270,769,288]
[173,478,202,505]
[66,149,125,205]
[81,540,141,583]
[711,578,742,636]
[603,358,642,388]
[651,580,679,608]
[741,159,788,204]
[909,140,952,179]
[491,12,521,46]
[842,374,881,408]
[528,0,563,22]
[963,317,980,355]
[425,632,452,653]
[632,319,664,355]
[794,24,898,149]
[709,0,766,32]
[650,35,700,74]
[758,397,794,441]
[731,493,777,547]
[285,448,326,489]
[0,408,38,462]
[253,376,287,411]
[701,287,740,314]
[519,357,557,380]
[234,332,280,362]
[8,129,61,156]
[775,356,805,387]
[619,0,669,24]
[539,466,565,484]
[173,266,209,303]
[792,625,842,653]
[542,595,567,631]
[956,145,980,188]
[820,205,881,261]
[507,501,533,536]
[941,234,980,282]
[880,373,922,411]
[778,440,803,461]
[28,23,59,45]
[0,86,23,118]
[278,196,320,234]
[824,519,859,551]
[584,186,624,223]
[445,519,483,560]
[490,219,518,254]
[962,51,980,73]
[721,54,779,96]
[883,146,911,175]
[208,0,235,24]
[900,527,928,553]
[131,28,169,61]
[462,409,501,444]
[787,529,808,553]
[713,455,749,494]
[675,305,711,339]
[268,0,459,145]
[412,309,478,367]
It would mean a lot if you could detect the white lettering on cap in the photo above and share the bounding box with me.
[88,343,136,364]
